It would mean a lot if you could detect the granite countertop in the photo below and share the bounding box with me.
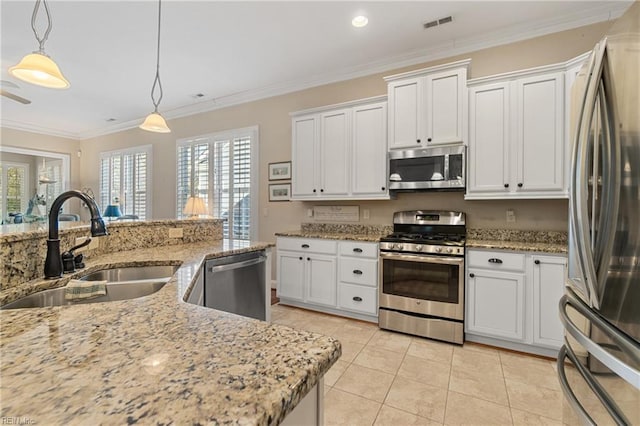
[275,230,386,242]
[466,229,568,254]
[0,240,341,425]
[465,239,567,254]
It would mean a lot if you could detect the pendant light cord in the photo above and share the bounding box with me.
[150,0,164,112]
[31,0,52,53]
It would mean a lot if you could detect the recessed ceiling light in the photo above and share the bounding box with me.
[352,15,368,28]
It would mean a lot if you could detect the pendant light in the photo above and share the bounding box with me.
[140,0,171,133]
[9,0,70,89]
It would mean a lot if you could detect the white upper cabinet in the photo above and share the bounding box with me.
[319,109,350,197]
[468,81,511,194]
[352,101,388,196]
[385,59,470,150]
[290,96,389,201]
[466,64,567,199]
[291,115,318,198]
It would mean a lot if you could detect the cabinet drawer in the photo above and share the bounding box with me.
[277,237,337,255]
[339,258,378,287]
[467,250,525,271]
[338,241,378,258]
[338,283,377,315]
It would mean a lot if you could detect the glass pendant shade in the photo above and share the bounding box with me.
[139,112,171,133]
[9,52,70,89]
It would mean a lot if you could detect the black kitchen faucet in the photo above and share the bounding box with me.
[44,190,108,279]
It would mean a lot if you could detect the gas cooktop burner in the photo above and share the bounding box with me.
[384,232,465,245]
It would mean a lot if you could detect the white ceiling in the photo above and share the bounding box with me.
[0,0,632,140]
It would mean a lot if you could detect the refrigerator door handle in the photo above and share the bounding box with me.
[572,40,608,309]
[559,287,640,387]
[558,344,630,426]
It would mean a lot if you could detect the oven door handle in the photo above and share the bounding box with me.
[380,252,464,266]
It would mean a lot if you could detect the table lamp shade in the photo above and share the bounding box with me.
[183,196,208,217]
[103,204,122,219]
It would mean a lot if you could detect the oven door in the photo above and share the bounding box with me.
[379,251,464,320]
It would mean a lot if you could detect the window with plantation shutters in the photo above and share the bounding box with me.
[0,162,29,222]
[99,146,152,219]
[177,127,258,240]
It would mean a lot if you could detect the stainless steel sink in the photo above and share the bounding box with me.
[1,265,178,310]
[79,265,178,283]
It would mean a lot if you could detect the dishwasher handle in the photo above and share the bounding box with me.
[207,255,266,274]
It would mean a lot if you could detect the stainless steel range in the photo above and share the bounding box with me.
[378,210,466,344]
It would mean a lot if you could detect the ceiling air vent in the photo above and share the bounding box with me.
[423,16,453,29]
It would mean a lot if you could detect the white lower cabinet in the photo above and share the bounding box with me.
[467,269,526,341]
[276,237,378,322]
[465,248,567,357]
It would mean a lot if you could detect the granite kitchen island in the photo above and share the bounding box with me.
[0,233,341,425]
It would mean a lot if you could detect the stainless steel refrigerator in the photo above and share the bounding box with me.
[558,2,639,425]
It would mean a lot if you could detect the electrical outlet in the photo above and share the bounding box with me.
[74,236,99,252]
[363,209,370,220]
[168,228,184,238]
[307,208,313,218]
[506,209,516,223]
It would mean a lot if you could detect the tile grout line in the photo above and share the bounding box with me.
[498,351,516,425]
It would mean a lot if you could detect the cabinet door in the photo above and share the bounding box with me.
[319,109,350,196]
[514,72,565,193]
[305,254,337,307]
[467,82,511,195]
[531,255,567,348]
[424,69,466,145]
[292,115,318,197]
[387,78,423,149]
[466,268,526,341]
[277,251,305,301]
[352,102,388,196]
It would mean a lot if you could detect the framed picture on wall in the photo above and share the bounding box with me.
[268,161,291,181]
[269,183,291,202]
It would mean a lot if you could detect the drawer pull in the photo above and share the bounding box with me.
[301,244,310,249]
[353,269,363,275]
[469,273,475,278]
[534,259,540,265]
[352,296,363,302]
[353,248,363,253]
[488,258,503,264]
[307,257,311,261]
[299,257,303,260]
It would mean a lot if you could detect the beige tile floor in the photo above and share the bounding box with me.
[271,304,593,426]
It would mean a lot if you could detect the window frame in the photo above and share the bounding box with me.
[176,126,259,241]
[99,145,153,219]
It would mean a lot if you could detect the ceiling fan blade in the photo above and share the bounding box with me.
[0,80,20,89]
[0,89,31,104]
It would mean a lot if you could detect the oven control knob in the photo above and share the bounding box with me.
[435,247,442,253]
[397,244,404,251]
[447,248,453,253]
[415,245,423,252]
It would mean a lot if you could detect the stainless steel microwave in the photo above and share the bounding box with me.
[388,145,465,191]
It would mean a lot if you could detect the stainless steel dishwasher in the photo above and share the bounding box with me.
[204,251,267,321]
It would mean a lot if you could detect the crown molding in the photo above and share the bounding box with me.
[1,1,630,141]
